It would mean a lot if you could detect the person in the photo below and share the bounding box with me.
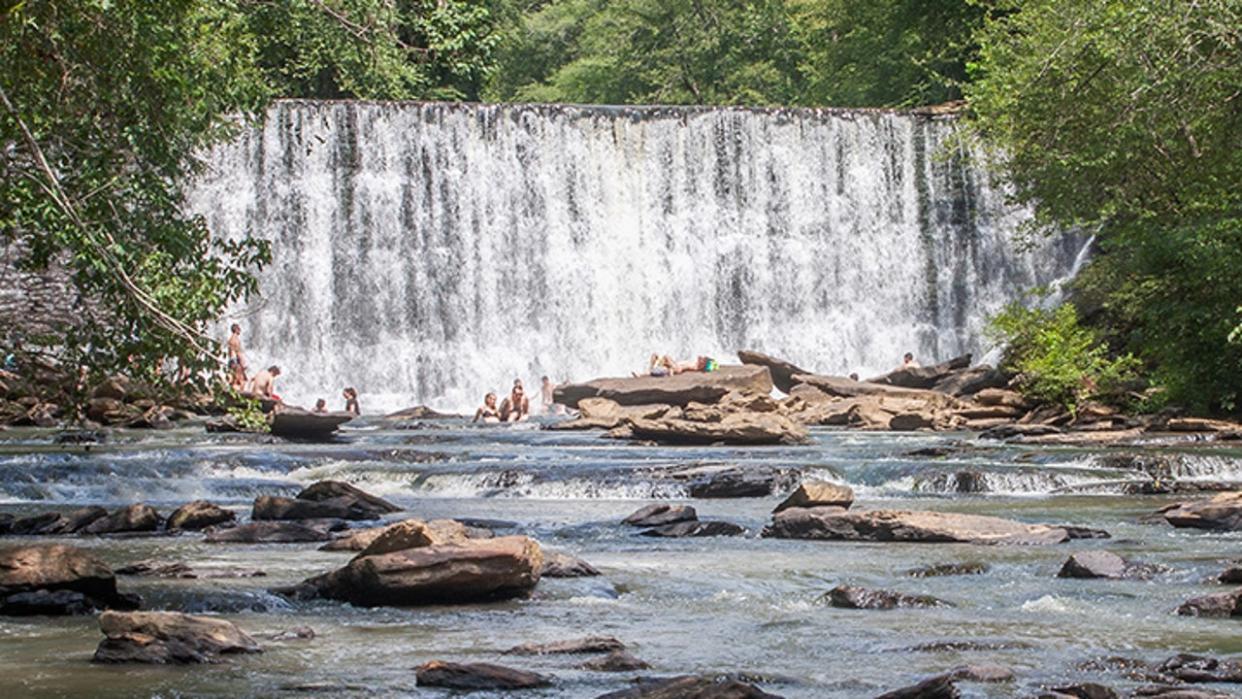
[247,365,281,401]
[540,376,556,414]
[226,324,247,390]
[499,379,531,422]
[342,387,360,416]
[902,352,920,369]
[672,355,718,375]
[313,398,328,414]
[473,392,500,423]
[848,372,860,382]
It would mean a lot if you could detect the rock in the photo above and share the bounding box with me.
[266,626,316,642]
[2,589,98,615]
[737,350,810,393]
[763,508,1075,545]
[627,412,808,446]
[299,536,542,606]
[774,480,854,512]
[167,500,235,530]
[253,485,398,521]
[931,365,1008,397]
[86,397,139,424]
[1176,587,1242,617]
[905,562,989,577]
[11,507,107,535]
[541,551,601,578]
[685,465,797,498]
[204,521,335,544]
[640,521,745,537]
[1218,564,1242,583]
[956,405,1024,420]
[506,636,625,655]
[1161,492,1242,531]
[92,610,261,664]
[296,479,402,513]
[555,365,774,409]
[81,504,162,535]
[415,660,553,690]
[823,585,949,610]
[1163,417,1242,433]
[944,664,1013,682]
[1158,653,1242,683]
[319,526,388,551]
[596,675,784,699]
[1132,688,1233,699]
[550,398,675,431]
[1043,683,1120,699]
[890,412,935,431]
[868,354,972,389]
[875,674,960,699]
[92,376,130,400]
[115,561,197,578]
[580,650,651,672]
[623,504,697,527]
[270,407,352,439]
[980,423,1063,439]
[354,519,469,558]
[384,405,451,420]
[0,544,135,613]
[1057,551,1162,580]
[973,388,1031,409]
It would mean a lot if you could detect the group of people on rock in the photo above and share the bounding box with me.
[473,376,561,423]
[225,324,359,416]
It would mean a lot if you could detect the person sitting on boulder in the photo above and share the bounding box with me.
[499,380,531,422]
[902,352,920,369]
[473,392,500,423]
[313,398,328,413]
[343,387,360,415]
[247,365,281,401]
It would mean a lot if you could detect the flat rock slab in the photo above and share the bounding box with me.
[1161,492,1242,531]
[555,366,773,409]
[270,409,353,439]
[762,508,1075,545]
[506,636,625,655]
[823,585,949,610]
[596,675,785,699]
[628,413,808,446]
[92,610,261,664]
[774,480,854,512]
[415,661,553,690]
[623,504,697,527]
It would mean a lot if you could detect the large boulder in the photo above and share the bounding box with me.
[204,521,336,544]
[643,463,799,498]
[623,504,697,527]
[627,412,808,446]
[0,544,135,614]
[823,585,949,610]
[296,480,401,514]
[774,481,854,512]
[1176,588,1242,618]
[541,551,601,578]
[931,365,1008,397]
[81,504,162,535]
[596,675,784,699]
[167,501,235,531]
[10,506,107,535]
[253,481,400,522]
[92,610,261,664]
[1161,492,1242,531]
[737,350,810,394]
[554,365,774,409]
[762,508,1075,545]
[867,354,972,389]
[270,407,353,439]
[549,398,675,431]
[415,661,553,690]
[296,536,542,607]
[354,519,470,559]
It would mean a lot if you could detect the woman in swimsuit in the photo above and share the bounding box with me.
[473,392,501,423]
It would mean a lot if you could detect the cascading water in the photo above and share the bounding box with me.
[188,101,1084,412]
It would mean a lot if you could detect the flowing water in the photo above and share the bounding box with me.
[2,421,1241,698]
[187,102,1085,412]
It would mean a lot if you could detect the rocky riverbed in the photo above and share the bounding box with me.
[1,413,1242,697]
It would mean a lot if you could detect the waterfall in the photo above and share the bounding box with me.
[187,101,1084,413]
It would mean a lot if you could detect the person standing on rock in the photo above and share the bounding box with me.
[226,324,247,389]
[499,380,530,422]
[343,387,360,415]
[540,376,556,414]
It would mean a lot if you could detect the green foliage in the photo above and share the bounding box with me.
[967,0,1242,414]
[988,302,1140,414]
[227,393,272,433]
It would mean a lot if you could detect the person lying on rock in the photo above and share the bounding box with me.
[473,392,500,423]
[672,356,718,374]
[499,380,531,422]
[343,387,360,415]
[247,365,281,401]
[635,353,674,378]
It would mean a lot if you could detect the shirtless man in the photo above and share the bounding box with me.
[499,379,531,422]
[540,376,556,414]
[247,365,281,400]
[226,324,247,389]
[473,392,500,423]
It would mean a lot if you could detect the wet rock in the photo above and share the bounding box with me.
[1062,526,1112,540]
[980,423,1063,439]
[823,585,949,610]
[763,508,1074,545]
[628,412,808,446]
[53,429,106,444]
[623,504,697,527]
[0,544,135,613]
[0,589,95,615]
[298,536,542,607]
[269,408,352,439]
[354,519,470,558]
[115,561,197,578]
[267,626,316,642]
[167,500,235,530]
[774,480,854,512]
[205,521,335,544]
[1161,492,1242,531]
[252,495,377,522]
[10,506,108,535]
[319,526,388,551]
[1042,683,1119,699]
[640,521,745,538]
[506,636,625,655]
[541,551,601,578]
[944,664,1013,682]
[1176,587,1242,617]
[580,650,651,672]
[683,465,798,498]
[738,350,810,394]
[297,480,401,512]
[1132,686,1234,698]
[906,640,1031,653]
[905,562,989,578]
[92,610,261,664]
[415,660,553,690]
[1158,653,1242,683]
[555,365,774,409]
[81,504,162,535]
[596,675,785,699]
[384,405,452,420]
[1057,551,1163,580]
[1218,564,1242,583]
[875,674,960,699]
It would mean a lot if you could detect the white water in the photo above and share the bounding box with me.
[188,101,1084,412]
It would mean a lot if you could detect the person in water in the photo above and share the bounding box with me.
[540,376,556,414]
[247,365,281,401]
[343,387,360,415]
[313,399,328,414]
[499,380,531,422]
[902,352,920,369]
[226,324,247,389]
[473,392,500,423]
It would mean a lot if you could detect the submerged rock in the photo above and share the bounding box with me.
[773,480,854,512]
[823,585,949,610]
[205,521,335,544]
[623,504,697,527]
[596,675,785,699]
[1042,682,1120,699]
[554,365,774,409]
[874,674,960,699]
[1161,492,1242,531]
[540,551,601,578]
[92,610,261,664]
[415,661,553,690]
[905,562,989,578]
[506,636,625,655]
[0,544,136,614]
[944,664,1014,683]
[1176,588,1242,617]
[640,521,745,538]
[167,500,235,531]
[1157,653,1242,683]
[580,650,651,672]
[763,508,1076,545]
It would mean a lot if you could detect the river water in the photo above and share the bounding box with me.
[2,419,1240,697]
